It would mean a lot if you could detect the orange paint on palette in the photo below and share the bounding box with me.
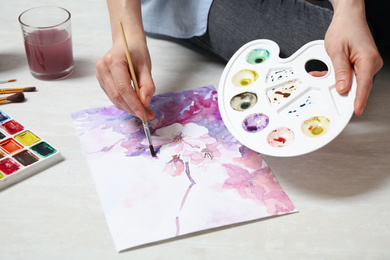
[0,138,24,154]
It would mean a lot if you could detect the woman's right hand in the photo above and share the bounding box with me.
[96,0,156,120]
[95,41,156,120]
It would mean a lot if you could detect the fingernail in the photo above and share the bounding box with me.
[359,106,365,115]
[336,81,346,92]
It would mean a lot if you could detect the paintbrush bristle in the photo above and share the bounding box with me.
[149,145,157,157]
[7,93,25,102]
[23,86,36,92]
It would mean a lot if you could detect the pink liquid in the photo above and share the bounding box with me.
[24,29,74,80]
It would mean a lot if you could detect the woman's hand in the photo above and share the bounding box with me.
[96,0,156,120]
[325,0,383,115]
[96,42,156,120]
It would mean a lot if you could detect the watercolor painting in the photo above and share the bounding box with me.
[71,86,297,251]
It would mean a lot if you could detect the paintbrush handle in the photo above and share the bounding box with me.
[119,22,149,124]
[0,96,9,103]
[0,88,23,94]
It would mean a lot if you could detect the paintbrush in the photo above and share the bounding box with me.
[119,21,156,157]
[0,93,25,104]
[0,79,16,84]
[0,86,36,94]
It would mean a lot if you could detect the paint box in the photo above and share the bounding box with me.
[218,40,357,157]
[0,110,62,189]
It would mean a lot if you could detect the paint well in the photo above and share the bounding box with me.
[0,138,24,154]
[14,150,39,166]
[15,130,41,146]
[0,111,10,123]
[0,150,5,159]
[0,131,6,140]
[242,113,269,133]
[0,158,20,175]
[267,127,295,147]
[266,79,302,106]
[230,92,258,111]
[31,142,57,157]
[232,69,258,87]
[246,49,270,65]
[2,120,24,135]
[301,116,330,137]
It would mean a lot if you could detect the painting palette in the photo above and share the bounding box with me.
[218,40,357,157]
[0,110,62,189]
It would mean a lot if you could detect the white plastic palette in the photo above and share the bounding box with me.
[218,40,357,157]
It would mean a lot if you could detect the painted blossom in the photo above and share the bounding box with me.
[222,164,295,215]
[163,155,185,177]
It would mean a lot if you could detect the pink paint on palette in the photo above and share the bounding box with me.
[71,86,297,252]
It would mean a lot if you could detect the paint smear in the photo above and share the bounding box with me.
[232,69,258,87]
[242,113,269,133]
[267,127,295,147]
[230,92,258,111]
[246,48,270,65]
[267,68,294,83]
[301,116,330,137]
[287,95,312,116]
[267,79,302,105]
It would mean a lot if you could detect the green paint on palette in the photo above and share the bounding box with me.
[31,142,57,157]
[14,150,39,166]
[247,48,270,65]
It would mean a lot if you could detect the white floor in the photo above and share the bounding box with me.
[1,1,389,259]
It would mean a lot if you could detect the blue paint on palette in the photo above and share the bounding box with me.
[287,95,313,117]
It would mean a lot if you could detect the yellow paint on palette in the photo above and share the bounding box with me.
[15,130,41,146]
[0,172,4,179]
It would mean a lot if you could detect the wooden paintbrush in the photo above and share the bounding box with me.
[0,79,16,84]
[119,21,156,157]
[0,86,36,94]
[0,93,25,104]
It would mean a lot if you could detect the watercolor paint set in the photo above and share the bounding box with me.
[0,110,62,189]
[218,40,357,157]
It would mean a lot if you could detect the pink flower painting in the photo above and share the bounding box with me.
[72,86,296,252]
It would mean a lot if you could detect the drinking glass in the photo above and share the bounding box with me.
[19,6,74,80]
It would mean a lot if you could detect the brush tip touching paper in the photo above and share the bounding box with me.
[149,145,157,157]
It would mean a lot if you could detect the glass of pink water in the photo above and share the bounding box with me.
[19,6,74,80]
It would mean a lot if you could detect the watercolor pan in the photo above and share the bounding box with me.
[218,40,357,157]
[0,110,62,189]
